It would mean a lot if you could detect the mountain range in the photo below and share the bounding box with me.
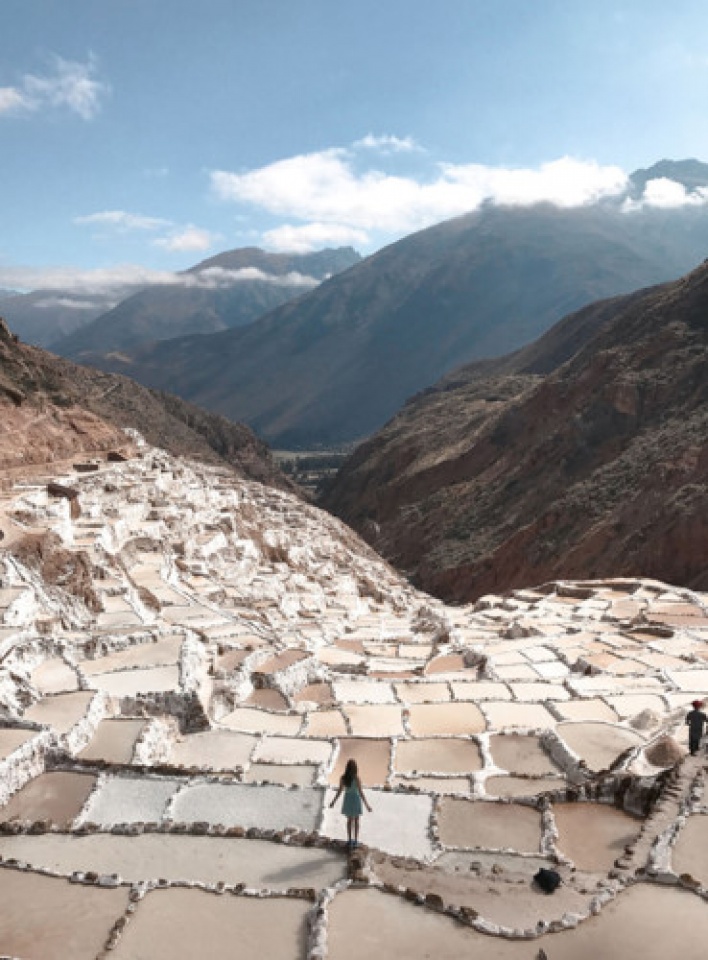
[78,160,708,448]
[322,258,708,601]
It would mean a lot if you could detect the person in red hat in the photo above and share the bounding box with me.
[686,700,707,756]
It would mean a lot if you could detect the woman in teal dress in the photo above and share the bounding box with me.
[330,758,372,849]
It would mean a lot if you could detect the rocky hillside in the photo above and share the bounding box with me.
[53,246,360,360]
[0,318,290,490]
[84,161,708,447]
[321,260,708,601]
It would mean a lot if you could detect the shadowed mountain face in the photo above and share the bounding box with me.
[0,318,291,490]
[321,259,708,601]
[87,191,708,447]
[2,247,360,355]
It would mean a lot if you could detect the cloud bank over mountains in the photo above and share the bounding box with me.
[210,141,708,252]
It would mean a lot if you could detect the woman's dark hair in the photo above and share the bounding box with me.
[342,758,358,787]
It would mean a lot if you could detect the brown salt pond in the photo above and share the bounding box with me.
[0,726,36,759]
[111,886,310,960]
[438,798,542,852]
[293,682,334,706]
[484,775,565,798]
[552,802,642,872]
[393,776,471,794]
[408,702,486,736]
[556,721,645,771]
[253,735,333,765]
[79,719,146,764]
[167,730,257,770]
[304,709,349,737]
[0,771,97,825]
[671,813,708,882]
[481,701,556,729]
[344,704,404,736]
[245,687,289,710]
[489,734,560,776]
[23,690,94,734]
[329,738,391,786]
[0,867,129,960]
[395,738,482,775]
[0,833,345,889]
[395,682,451,703]
[219,707,303,735]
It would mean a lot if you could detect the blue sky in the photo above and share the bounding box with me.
[3,0,708,296]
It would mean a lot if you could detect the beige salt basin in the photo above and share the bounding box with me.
[408,703,486,736]
[0,833,345,889]
[484,776,565,798]
[672,813,708,882]
[489,734,560,776]
[329,739,391,787]
[329,877,708,959]
[79,719,147,764]
[30,658,79,694]
[395,738,482,775]
[167,730,257,771]
[0,726,37,759]
[244,763,317,786]
[552,802,643,872]
[111,886,310,960]
[0,771,97,825]
[23,690,95,735]
[0,867,129,960]
[438,798,542,853]
[87,665,181,697]
[556,721,645,771]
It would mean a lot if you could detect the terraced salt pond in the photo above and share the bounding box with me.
[2,445,708,955]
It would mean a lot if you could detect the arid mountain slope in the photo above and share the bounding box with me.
[54,246,360,360]
[0,318,289,489]
[321,261,708,601]
[89,197,708,447]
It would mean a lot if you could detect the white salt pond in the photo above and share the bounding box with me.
[78,636,183,675]
[170,782,323,832]
[23,691,94,734]
[78,774,181,825]
[0,726,36,759]
[88,665,180,697]
[0,833,345,889]
[322,787,434,859]
[111,886,310,960]
[167,730,257,771]
[31,658,78,694]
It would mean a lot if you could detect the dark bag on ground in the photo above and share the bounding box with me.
[534,868,561,894]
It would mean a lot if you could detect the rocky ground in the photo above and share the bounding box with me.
[1,437,708,958]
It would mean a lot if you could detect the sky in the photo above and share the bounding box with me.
[3,0,708,299]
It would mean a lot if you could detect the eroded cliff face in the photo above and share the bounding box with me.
[0,317,290,490]
[322,262,708,602]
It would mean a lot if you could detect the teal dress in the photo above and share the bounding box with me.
[341,780,363,817]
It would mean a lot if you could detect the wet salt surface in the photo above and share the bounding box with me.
[0,833,345,889]
[407,702,486,736]
[672,813,708,881]
[489,734,560,776]
[111,886,310,960]
[395,738,482,775]
[552,802,642,872]
[438,798,542,853]
[0,866,129,960]
[1,771,97,825]
[79,719,146,764]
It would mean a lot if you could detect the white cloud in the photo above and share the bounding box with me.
[262,222,370,253]
[211,148,629,242]
[623,177,708,211]
[0,262,320,297]
[0,87,32,115]
[0,55,109,120]
[75,210,171,231]
[154,226,221,253]
[33,296,116,311]
[354,134,421,153]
